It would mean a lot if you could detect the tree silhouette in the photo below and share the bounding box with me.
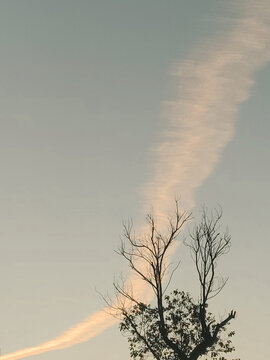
[110,201,239,360]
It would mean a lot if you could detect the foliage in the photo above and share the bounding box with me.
[120,290,236,360]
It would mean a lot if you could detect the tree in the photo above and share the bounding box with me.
[110,201,238,360]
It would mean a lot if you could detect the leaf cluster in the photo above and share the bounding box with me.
[120,290,236,360]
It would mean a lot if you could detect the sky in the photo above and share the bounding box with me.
[0,1,269,359]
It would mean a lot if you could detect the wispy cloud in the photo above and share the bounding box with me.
[2,1,270,359]
[144,0,270,216]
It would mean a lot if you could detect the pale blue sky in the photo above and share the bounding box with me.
[0,1,269,360]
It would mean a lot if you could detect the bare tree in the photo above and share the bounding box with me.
[109,201,238,360]
[184,207,236,360]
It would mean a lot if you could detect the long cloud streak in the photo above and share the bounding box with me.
[144,0,270,216]
[2,1,270,359]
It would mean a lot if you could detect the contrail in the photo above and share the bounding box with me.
[144,0,270,217]
[2,1,270,359]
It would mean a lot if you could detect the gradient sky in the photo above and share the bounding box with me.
[0,1,269,359]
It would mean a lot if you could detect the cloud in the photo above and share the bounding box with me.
[144,0,270,216]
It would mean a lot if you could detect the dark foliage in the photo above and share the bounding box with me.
[120,290,236,360]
